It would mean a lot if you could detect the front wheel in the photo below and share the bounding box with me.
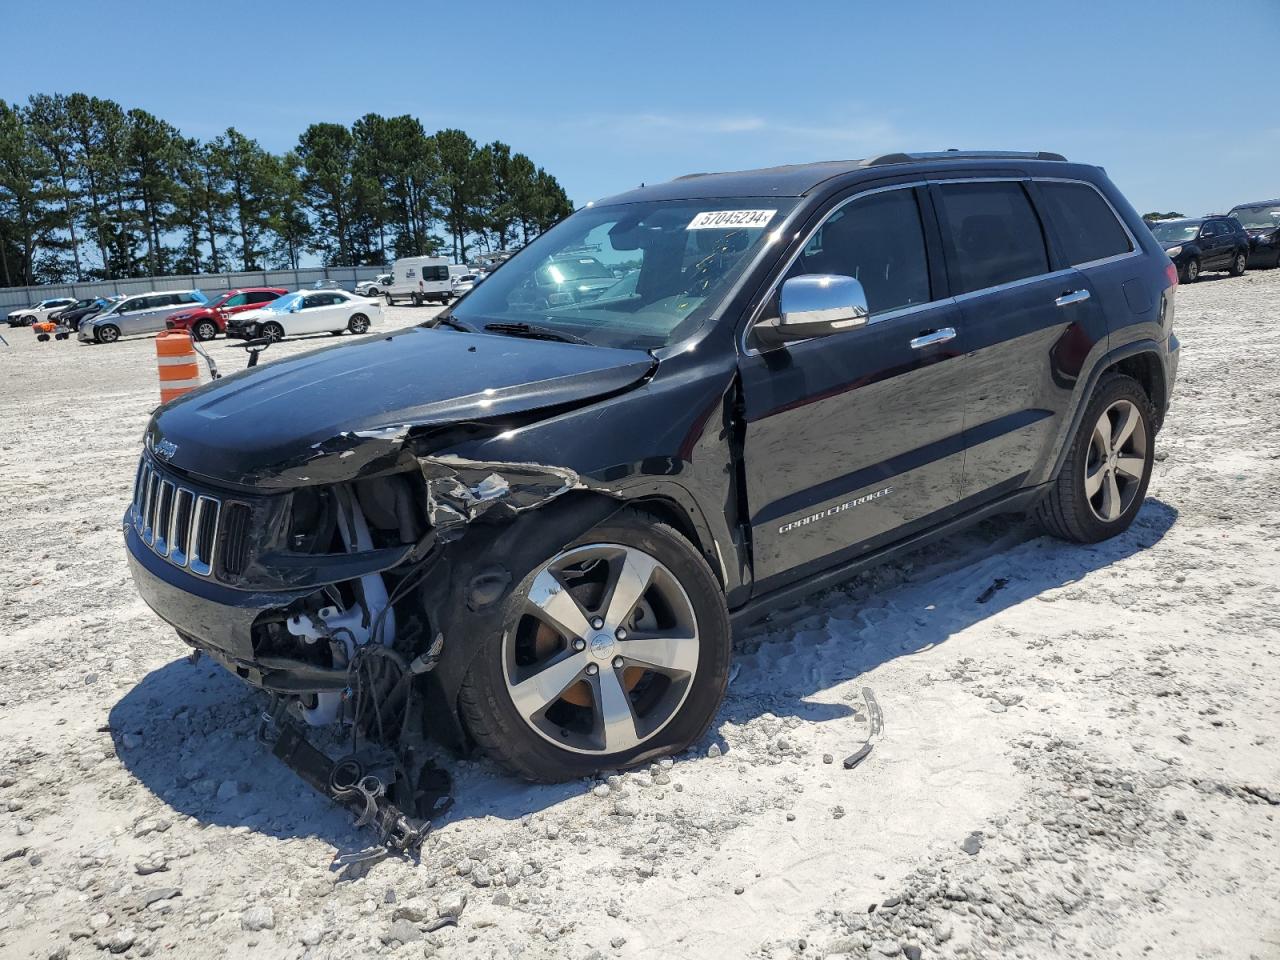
[1035,374,1155,543]
[193,320,218,341]
[1229,252,1247,276]
[459,510,731,782]
[348,313,370,334]
[260,321,284,342]
[385,293,394,305]
[96,324,120,344]
[1180,258,1200,283]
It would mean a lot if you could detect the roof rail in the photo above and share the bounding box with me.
[861,150,1067,167]
[673,172,712,180]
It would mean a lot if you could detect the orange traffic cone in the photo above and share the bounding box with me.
[156,331,202,404]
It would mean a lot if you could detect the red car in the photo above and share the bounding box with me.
[166,287,288,341]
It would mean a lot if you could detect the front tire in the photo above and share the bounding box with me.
[348,313,370,334]
[260,321,284,342]
[1036,374,1155,544]
[385,293,394,305]
[1180,258,1200,283]
[1229,252,1247,276]
[459,510,731,782]
[193,320,218,341]
[96,324,120,344]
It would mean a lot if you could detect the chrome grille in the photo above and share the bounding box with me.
[132,457,223,577]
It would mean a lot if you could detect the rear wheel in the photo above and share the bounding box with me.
[385,293,394,305]
[1036,374,1155,543]
[1229,252,1247,276]
[459,510,731,782]
[96,324,120,344]
[260,321,284,342]
[348,313,370,334]
[193,320,218,341]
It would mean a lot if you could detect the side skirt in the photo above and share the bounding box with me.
[729,483,1048,632]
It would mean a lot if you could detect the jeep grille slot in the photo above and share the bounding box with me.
[219,503,252,577]
[130,457,224,578]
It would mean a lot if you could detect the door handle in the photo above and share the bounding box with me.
[1055,289,1091,307]
[909,327,956,350]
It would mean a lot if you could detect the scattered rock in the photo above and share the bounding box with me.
[707,743,722,758]
[961,833,983,856]
[240,905,275,932]
[381,919,421,945]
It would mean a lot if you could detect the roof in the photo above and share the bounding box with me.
[1228,199,1280,208]
[595,150,1074,205]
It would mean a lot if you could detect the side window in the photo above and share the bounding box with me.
[786,188,931,315]
[251,292,277,304]
[1034,181,1133,266]
[223,293,249,307]
[1201,221,1223,238]
[302,296,322,309]
[935,181,1050,295]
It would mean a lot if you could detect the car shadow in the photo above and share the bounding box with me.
[109,497,1178,852]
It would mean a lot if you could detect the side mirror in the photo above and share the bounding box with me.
[755,274,869,347]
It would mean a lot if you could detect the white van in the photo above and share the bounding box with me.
[387,256,455,306]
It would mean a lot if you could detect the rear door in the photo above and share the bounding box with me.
[739,184,967,589]
[929,178,1086,500]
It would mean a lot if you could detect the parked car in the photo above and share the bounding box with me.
[123,150,1177,783]
[451,274,479,295]
[1224,200,1280,269]
[6,297,77,327]
[1148,215,1249,282]
[165,287,287,341]
[50,297,110,331]
[355,274,393,297]
[311,279,347,291]
[225,289,381,340]
[78,290,208,344]
[386,256,455,305]
[509,254,618,308]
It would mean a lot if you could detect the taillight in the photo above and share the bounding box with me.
[1165,262,1179,287]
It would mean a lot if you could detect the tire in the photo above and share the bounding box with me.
[1180,258,1200,283]
[193,320,218,341]
[412,293,422,306]
[260,321,284,342]
[36,333,49,342]
[459,509,731,782]
[96,324,120,344]
[385,293,394,305]
[1229,252,1247,276]
[348,313,370,334]
[1036,373,1155,544]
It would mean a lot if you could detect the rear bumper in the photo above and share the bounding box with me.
[124,511,311,661]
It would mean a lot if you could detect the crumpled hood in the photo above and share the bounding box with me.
[148,326,655,488]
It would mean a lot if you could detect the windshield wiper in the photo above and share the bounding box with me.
[430,315,473,333]
[482,322,591,345]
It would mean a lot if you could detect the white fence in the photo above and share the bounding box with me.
[0,265,391,310]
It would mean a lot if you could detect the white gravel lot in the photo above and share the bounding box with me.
[0,277,1278,960]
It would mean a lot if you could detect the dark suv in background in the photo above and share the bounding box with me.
[124,150,1178,784]
[1147,215,1249,282]
[1225,200,1280,269]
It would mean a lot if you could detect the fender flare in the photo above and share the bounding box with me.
[1048,338,1167,481]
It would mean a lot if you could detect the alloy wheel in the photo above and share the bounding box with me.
[1186,260,1200,282]
[1084,399,1148,523]
[503,543,700,756]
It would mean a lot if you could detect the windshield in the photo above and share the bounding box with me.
[449,198,793,349]
[1150,221,1201,243]
[1227,205,1280,230]
[263,292,304,313]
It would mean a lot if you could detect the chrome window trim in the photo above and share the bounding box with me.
[741,174,1143,356]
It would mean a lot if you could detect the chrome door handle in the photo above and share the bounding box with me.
[1055,289,1091,307]
[909,327,956,350]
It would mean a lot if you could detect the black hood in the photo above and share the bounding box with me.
[148,326,655,488]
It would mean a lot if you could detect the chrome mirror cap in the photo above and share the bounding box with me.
[757,274,869,347]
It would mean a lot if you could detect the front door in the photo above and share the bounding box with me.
[1198,220,1229,269]
[739,185,967,590]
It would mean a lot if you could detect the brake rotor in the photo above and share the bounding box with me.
[533,598,653,708]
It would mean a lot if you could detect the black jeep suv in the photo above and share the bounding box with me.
[125,151,1178,783]
[1147,215,1250,282]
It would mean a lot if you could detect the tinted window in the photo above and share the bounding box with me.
[936,181,1050,294]
[223,293,249,307]
[787,188,931,314]
[1035,181,1132,265]
[424,265,450,282]
[1201,221,1225,237]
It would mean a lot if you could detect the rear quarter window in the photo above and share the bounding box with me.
[1035,181,1134,266]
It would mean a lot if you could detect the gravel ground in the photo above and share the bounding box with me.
[0,277,1278,960]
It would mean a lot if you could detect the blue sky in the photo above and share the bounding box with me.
[3,0,1278,217]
